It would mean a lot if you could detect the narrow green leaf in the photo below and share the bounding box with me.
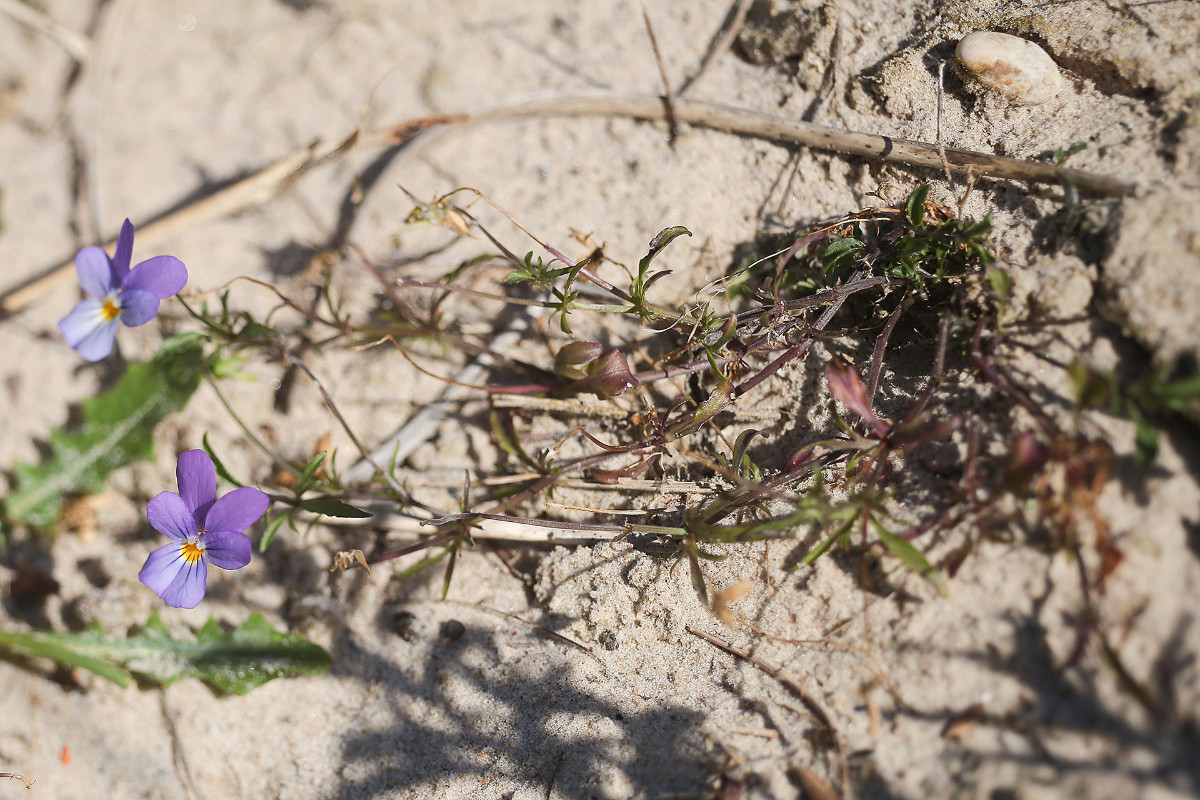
[874,522,947,596]
[294,451,329,496]
[258,514,288,553]
[667,380,733,440]
[441,538,461,599]
[801,518,854,566]
[489,410,534,470]
[299,498,373,518]
[393,548,451,581]
[202,434,244,487]
[684,538,708,603]
[639,227,692,275]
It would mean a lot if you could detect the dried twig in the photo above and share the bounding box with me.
[639,1,679,137]
[0,772,34,789]
[448,94,1135,197]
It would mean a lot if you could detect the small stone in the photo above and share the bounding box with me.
[440,619,465,641]
[955,31,1062,106]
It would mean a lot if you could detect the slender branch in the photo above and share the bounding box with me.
[639,1,679,138]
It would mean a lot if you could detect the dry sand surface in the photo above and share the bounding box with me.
[1,1,1199,799]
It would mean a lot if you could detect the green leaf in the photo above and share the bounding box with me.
[987,267,1013,299]
[1052,141,1087,166]
[823,237,866,272]
[391,547,451,582]
[873,521,947,596]
[632,227,691,309]
[0,625,131,687]
[684,538,708,603]
[800,518,854,566]
[4,336,208,529]
[639,227,692,277]
[1067,360,1113,411]
[294,451,329,496]
[0,612,331,695]
[442,537,462,599]
[907,184,930,228]
[258,514,288,553]
[490,408,537,468]
[667,380,733,440]
[202,434,244,487]
[299,498,373,518]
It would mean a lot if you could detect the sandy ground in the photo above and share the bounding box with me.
[2,1,1199,799]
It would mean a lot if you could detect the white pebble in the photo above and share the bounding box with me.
[955,31,1062,106]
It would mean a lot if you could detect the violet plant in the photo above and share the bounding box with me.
[139,450,269,609]
[58,219,188,361]
[4,185,1190,670]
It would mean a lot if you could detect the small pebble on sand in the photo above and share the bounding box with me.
[955,31,1062,106]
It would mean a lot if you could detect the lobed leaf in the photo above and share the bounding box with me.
[0,612,331,695]
[4,336,208,529]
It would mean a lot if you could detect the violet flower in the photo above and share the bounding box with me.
[139,450,269,609]
[58,219,188,361]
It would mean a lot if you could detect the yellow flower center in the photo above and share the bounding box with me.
[101,295,121,321]
[181,538,206,564]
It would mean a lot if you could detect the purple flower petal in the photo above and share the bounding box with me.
[177,450,217,524]
[203,530,252,570]
[117,289,161,327]
[139,542,188,594]
[147,491,198,540]
[204,487,269,534]
[59,298,106,344]
[58,299,119,361]
[112,219,135,283]
[161,557,207,609]
[125,256,188,299]
[138,541,209,607]
[75,246,117,298]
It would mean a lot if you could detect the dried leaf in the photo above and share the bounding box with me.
[712,580,753,626]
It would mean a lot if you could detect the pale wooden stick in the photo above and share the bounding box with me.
[452,94,1136,197]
